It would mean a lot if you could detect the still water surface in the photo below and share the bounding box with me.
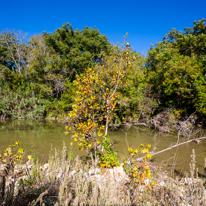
[0,120,206,176]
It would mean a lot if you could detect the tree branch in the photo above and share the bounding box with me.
[135,136,206,162]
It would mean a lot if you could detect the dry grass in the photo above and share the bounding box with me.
[1,144,206,205]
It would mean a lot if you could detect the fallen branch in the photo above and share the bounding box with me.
[28,188,49,206]
[135,136,206,162]
[133,122,150,127]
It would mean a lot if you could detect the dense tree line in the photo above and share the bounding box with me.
[146,18,206,120]
[0,19,206,126]
[0,24,113,119]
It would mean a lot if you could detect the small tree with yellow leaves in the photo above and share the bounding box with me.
[0,141,24,168]
[0,141,24,204]
[122,144,155,189]
[65,36,132,166]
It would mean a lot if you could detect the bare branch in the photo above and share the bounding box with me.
[0,29,28,73]
[135,136,206,162]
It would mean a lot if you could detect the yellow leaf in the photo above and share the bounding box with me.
[146,153,152,159]
[144,165,150,170]
[142,148,148,153]
[27,155,32,160]
[70,142,73,146]
[16,155,22,160]
[147,144,151,148]
[74,138,78,142]
[18,148,25,153]
[4,153,7,156]
[15,141,20,146]
[128,147,133,152]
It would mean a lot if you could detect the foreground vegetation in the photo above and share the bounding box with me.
[0,143,206,205]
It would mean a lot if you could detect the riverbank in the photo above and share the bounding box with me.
[1,144,206,205]
[1,119,206,177]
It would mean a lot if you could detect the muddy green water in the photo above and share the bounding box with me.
[0,120,206,176]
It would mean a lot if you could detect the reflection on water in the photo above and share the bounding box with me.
[0,120,206,176]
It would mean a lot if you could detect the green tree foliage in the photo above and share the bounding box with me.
[147,19,206,115]
[117,50,151,120]
[43,23,112,80]
[0,23,114,119]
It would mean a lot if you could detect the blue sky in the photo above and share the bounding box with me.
[0,0,205,54]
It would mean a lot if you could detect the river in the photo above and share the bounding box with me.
[0,120,206,177]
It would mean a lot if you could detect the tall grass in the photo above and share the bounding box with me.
[1,144,206,205]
